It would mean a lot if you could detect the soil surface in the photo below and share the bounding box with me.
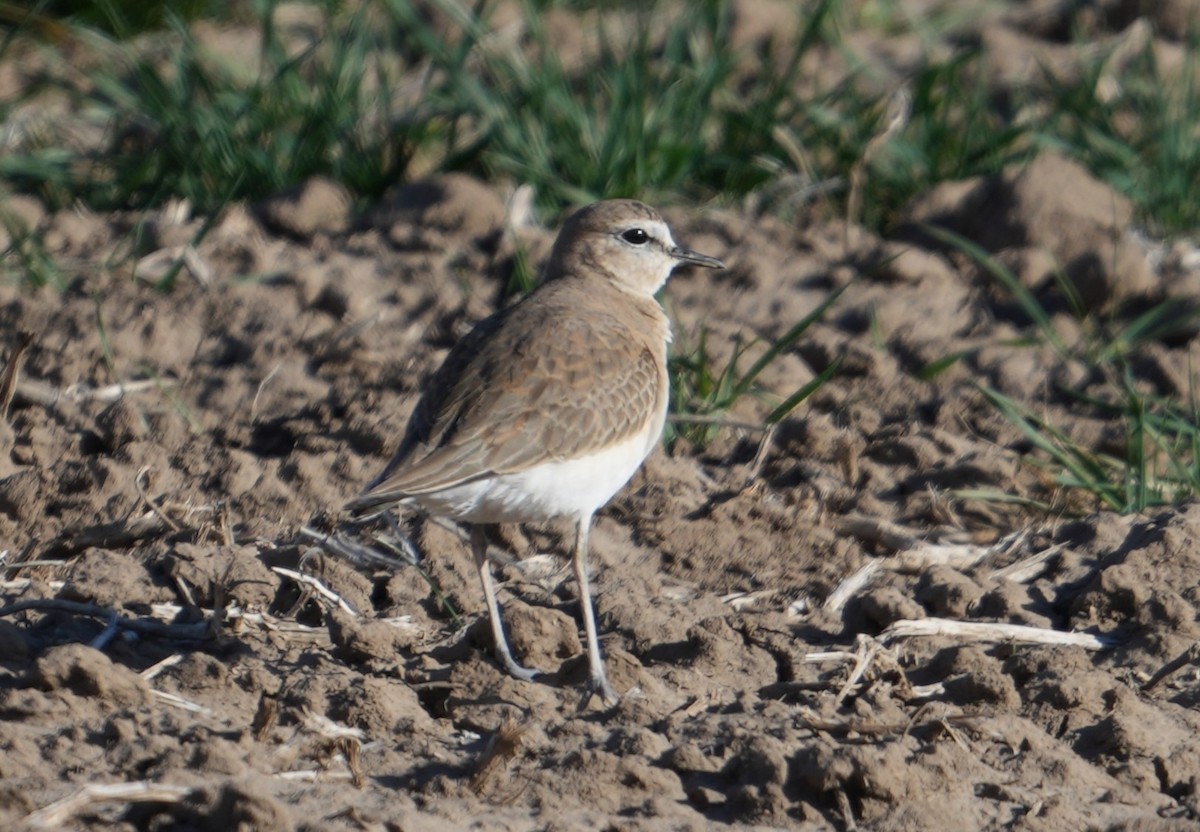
[4,3,1200,830]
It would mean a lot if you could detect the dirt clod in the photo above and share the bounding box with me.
[34,643,152,708]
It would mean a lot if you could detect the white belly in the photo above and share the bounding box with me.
[411,426,657,524]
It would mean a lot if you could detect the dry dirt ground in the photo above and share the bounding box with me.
[5,3,1200,831]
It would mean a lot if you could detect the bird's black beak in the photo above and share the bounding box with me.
[669,246,725,270]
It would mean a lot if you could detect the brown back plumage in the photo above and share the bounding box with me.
[346,199,720,515]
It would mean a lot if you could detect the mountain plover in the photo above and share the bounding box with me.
[347,199,724,704]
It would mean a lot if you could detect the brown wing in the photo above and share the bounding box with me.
[347,285,662,512]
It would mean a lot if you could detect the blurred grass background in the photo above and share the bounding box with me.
[0,0,1195,232]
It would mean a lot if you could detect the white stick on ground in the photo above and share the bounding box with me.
[825,560,882,612]
[880,618,1118,650]
[987,543,1064,584]
[153,690,212,715]
[270,566,358,616]
[17,377,174,407]
[25,782,192,829]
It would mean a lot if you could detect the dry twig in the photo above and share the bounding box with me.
[470,717,531,796]
[271,566,358,616]
[300,708,366,741]
[1,331,33,420]
[153,689,211,715]
[25,782,191,829]
[0,598,211,641]
[272,769,356,783]
[835,514,918,551]
[141,653,186,681]
[741,421,779,491]
[88,612,121,650]
[825,560,882,613]
[16,377,174,408]
[1142,642,1200,693]
[341,737,366,790]
[134,466,183,533]
[834,635,885,706]
[836,788,858,831]
[846,86,911,231]
[987,543,1064,584]
[250,361,284,423]
[299,524,420,570]
[881,618,1117,650]
[252,692,279,742]
[65,511,172,552]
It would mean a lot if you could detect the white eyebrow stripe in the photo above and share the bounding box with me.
[619,219,674,248]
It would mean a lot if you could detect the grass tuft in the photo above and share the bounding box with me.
[0,222,65,290]
[668,284,847,448]
[1040,34,1200,235]
[5,2,417,213]
[1,1,1197,236]
[929,233,1200,515]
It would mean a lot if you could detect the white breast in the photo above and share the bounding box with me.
[410,423,658,524]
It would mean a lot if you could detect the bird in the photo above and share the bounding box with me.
[346,199,724,704]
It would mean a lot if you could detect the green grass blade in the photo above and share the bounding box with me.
[922,224,1068,357]
[978,384,1124,511]
[733,282,850,399]
[765,357,841,425]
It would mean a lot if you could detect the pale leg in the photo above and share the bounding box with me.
[471,524,538,682]
[572,515,618,705]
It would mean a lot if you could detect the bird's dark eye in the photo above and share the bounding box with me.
[621,228,649,245]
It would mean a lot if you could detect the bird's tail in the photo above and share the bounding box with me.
[343,489,403,521]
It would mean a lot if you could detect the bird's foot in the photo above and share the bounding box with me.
[496,649,540,683]
[577,673,619,710]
